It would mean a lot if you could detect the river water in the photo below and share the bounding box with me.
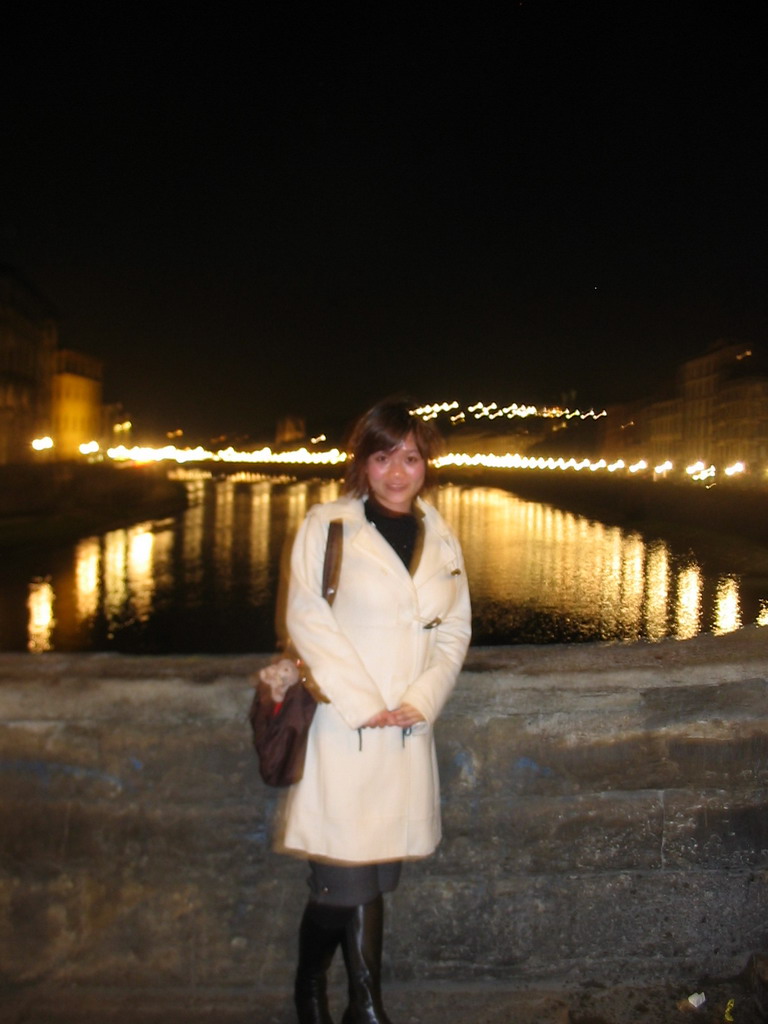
[3,475,767,654]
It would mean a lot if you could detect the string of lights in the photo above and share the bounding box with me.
[31,399,754,482]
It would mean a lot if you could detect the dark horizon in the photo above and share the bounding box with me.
[3,4,766,442]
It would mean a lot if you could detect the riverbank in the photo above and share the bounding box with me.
[211,457,768,554]
[433,465,768,587]
[0,462,188,552]
[217,459,768,577]
[441,464,768,544]
[2,460,767,586]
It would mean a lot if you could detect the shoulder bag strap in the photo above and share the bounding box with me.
[321,518,343,606]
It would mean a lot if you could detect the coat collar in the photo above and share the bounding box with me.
[328,495,459,583]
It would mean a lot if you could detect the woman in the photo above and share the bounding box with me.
[280,397,471,1024]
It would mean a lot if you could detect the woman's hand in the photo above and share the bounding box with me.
[362,709,395,728]
[390,703,426,728]
[361,703,426,729]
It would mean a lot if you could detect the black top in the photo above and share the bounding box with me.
[364,497,423,572]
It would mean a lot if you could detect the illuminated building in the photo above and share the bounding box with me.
[51,349,104,458]
[646,396,683,468]
[714,374,768,470]
[0,268,57,464]
[678,340,755,464]
[600,340,767,475]
[275,414,306,445]
[599,400,647,463]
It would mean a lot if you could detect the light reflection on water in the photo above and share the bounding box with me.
[5,479,764,654]
[432,485,747,643]
[27,580,55,653]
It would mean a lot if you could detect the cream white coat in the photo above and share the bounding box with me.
[278,495,471,863]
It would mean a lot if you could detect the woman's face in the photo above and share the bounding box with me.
[365,431,426,514]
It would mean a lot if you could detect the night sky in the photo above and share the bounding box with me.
[3,3,766,443]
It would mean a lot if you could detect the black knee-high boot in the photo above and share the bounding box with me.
[295,902,351,1024]
[340,895,393,1024]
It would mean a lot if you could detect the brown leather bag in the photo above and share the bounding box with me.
[249,519,342,787]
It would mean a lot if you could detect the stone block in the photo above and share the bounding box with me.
[661,792,768,869]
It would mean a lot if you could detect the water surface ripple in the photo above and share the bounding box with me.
[5,477,767,654]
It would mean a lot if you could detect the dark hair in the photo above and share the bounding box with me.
[343,397,444,498]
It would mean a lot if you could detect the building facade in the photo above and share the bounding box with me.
[713,375,768,469]
[677,340,756,465]
[51,349,104,458]
[0,269,114,464]
[0,270,57,464]
[600,339,768,475]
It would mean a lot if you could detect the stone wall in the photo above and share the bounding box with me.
[1,629,768,996]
